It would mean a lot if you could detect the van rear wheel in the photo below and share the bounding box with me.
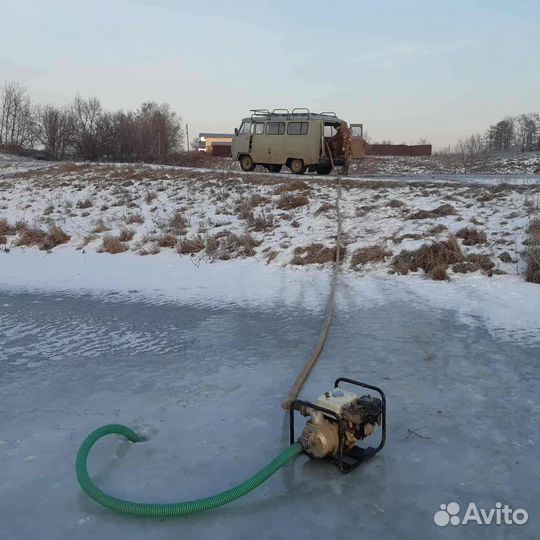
[266,164,282,173]
[315,162,333,175]
[240,155,255,172]
[289,159,306,175]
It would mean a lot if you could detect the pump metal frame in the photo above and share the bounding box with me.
[289,377,386,474]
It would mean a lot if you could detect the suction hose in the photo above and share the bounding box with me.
[76,424,303,517]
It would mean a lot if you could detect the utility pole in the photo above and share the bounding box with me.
[185,124,189,151]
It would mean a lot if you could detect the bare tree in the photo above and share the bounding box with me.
[72,95,102,159]
[0,81,35,148]
[37,104,75,160]
[136,102,183,160]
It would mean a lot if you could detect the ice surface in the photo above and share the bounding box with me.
[0,254,538,539]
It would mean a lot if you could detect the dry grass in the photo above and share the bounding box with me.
[275,180,310,192]
[525,217,540,283]
[499,251,513,263]
[408,204,456,220]
[76,197,93,209]
[391,236,463,279]
[205,232,261,259]
[98,235,128,254]
[291,243,345,265]
[0,218,15,236]
[15,222,70,250]
[392,232,425,244]
[118,227,135,242]
[277,193,309,210]
[351,245,392,267]
[167,210,188,234]
[40,224,71,250]
[92,218,110,233]
[429,224,447,234]
[315,202,335,215]
[126,212,144,224]
[15,226,47,247]
[178,235,205,254]
[249,211,275,232]
[144,190,157,204]
[157,233,177,248]
[456,227,487,245]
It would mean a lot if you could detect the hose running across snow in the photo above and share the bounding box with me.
[76,424,303,517]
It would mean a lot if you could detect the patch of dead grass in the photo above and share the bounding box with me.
[391,236,463,279]
[98,234,128,254]
[351,245,392,267]
[291,243,346,265]
[178,235,205,254]
[277,192,309,210]
[408,204,456,220]
[456,227,487,245]
[275,180,310,192]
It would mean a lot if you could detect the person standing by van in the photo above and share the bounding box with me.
[332,122,352,174]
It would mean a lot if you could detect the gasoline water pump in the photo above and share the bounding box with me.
[76,377,385,517]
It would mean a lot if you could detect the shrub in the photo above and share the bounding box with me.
[40,224,70,250]
[167,210,188,233]
[178,235,205,254]
[118,227,135,242]
[157,233,177,248]
[391,237,463,278]
[16,227,47,247]
[456,227,487,245]
[98,235,128,254]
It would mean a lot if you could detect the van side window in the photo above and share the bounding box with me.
[254,123,265,134]
[266,122,285,135]
[239,122,252,134]
[287,122,308,135]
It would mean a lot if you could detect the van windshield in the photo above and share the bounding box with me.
[238,121,252,134]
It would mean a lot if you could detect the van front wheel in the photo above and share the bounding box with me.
[289,159,306,175]
[240,155,255,172]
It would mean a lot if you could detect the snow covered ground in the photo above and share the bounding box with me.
[1,157,539,281]
[0,253,538,539]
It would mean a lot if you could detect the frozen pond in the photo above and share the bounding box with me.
[0,259,538,539]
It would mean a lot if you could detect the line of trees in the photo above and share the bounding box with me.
[0,81,184,161]
[442,113,540,157]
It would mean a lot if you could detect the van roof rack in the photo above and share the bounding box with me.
[248,108,341,121]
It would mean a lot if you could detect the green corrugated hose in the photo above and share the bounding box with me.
[76,424,303,517]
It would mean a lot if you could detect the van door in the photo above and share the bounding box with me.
[231,121,252,159]
[349,123,367,159]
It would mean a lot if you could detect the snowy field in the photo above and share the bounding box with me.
[0,254,539,539]
[1,155,539,281]
[0,154,539,539]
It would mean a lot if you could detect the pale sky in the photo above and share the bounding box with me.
[2,0,539,149]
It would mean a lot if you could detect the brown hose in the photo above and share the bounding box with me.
[281,165,343,409]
